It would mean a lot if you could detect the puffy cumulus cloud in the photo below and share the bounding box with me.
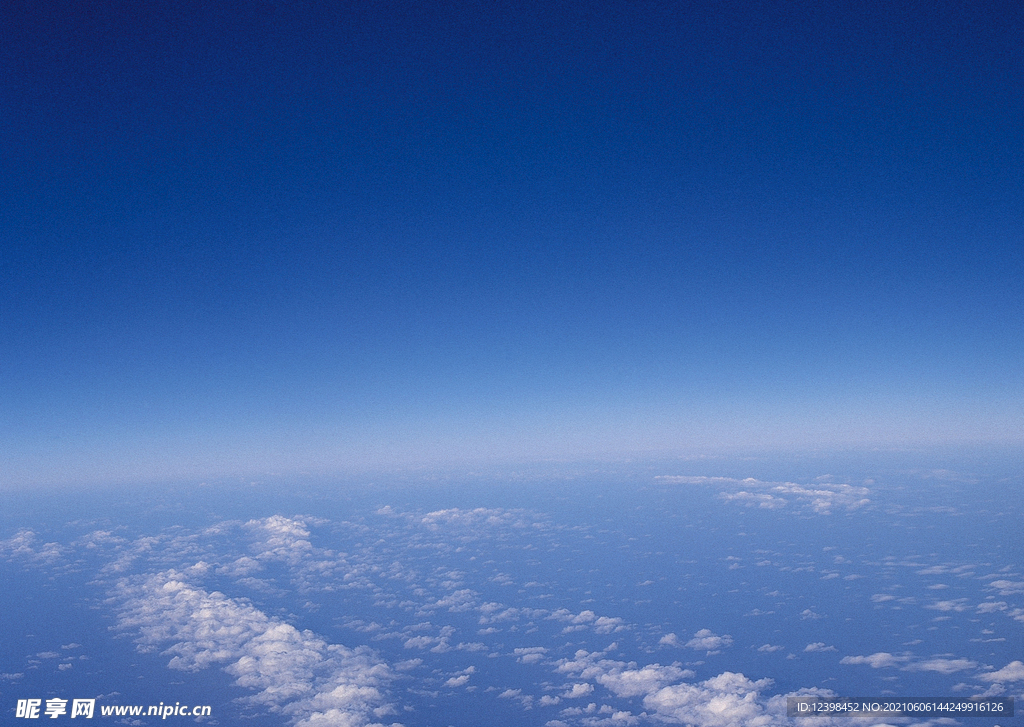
[548,609,627,635]
[444,666,475,688]
[551,608,597,624]
[685,629,733,652]
[643,672,776,727]
[978,661,1024,682]
[245,515,314,566]
[428,589,477,613]
[659,633,682,648]
[113,570,398,727]
[216,555,263,577]
[555,650,693,699]
[770,482,870,514]
[515,647,548,664]
[0,529,63,563]
[563,683,594,698]
[556,649,823,727]
[839,652,908,668]
[925,599,970,612]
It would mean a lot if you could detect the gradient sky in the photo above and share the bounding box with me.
[3,0,1022,485]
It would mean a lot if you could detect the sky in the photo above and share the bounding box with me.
[2,0,1022,485]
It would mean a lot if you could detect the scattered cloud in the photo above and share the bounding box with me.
[113,571,397,727]
[839,653,909,668]
[562,683,594,698]
[684,629,733,652]
[803,643,836,653]
[978,661,1024,683]
[903,658,977,674]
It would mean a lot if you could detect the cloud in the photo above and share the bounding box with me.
[514,647,548,664]
[976,601,1008,613]
[757,645,783,653]
[416,507,530,532]
[594,616,626,634]
[444,669,473,688]
[643,672,776,727]
[986,580,1024,595]
[925,599,970,612]
[555,650,693,699]
[657,477,870,514]
[245,515,314,566]
[113,570,397,727]
[548,608,626,635]
[803,643,836,653]
[562,683,594,698]
[978,661,1024,683]
[839,652,908,668]
[684,629,733,651]
[0,529,63,563]
[903,658,977,674]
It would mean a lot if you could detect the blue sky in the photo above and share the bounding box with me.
[2,0,1022,484]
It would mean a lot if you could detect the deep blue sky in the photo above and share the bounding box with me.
[3,0,1022,484]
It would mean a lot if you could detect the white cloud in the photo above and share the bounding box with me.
[0,529,63,563]
[514,647,548,664]
[402,636,436,650]
[658,476,870,514]
[563,683,594,698]
[594,616,626,634]
[803,643,836,653]
[684,629,733,651]
[925,599,969,612]
[978,661,1024,683]
[976,601,1008,613]
[245,515,314,566]
[987,580,1024,595]
[113,570,396,727]
[756,645,783,653]
[643,672,776,727]
[839,652,908,668]
[903,658,977,674]
[555,650,693,699]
